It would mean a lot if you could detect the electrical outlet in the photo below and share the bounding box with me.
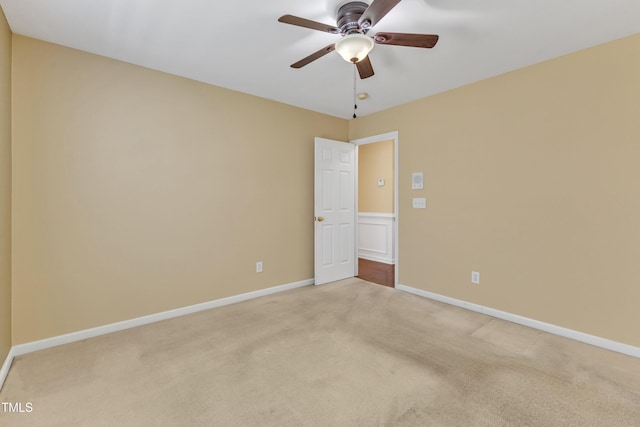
[256,261,263,273]
[471,271,480,285]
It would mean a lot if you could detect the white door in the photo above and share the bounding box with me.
[314,138,356,285]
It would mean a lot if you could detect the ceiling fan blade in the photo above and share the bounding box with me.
[358,0,402,29]
[278,15,340,34]
[356,56,374,79]
[374,32,439,48]
[290,44,336,68]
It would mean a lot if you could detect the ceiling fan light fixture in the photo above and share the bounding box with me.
[335,33,374,63]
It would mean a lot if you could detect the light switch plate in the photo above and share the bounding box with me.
[412,198,426,209]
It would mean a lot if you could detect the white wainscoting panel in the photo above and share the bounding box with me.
[358,212,395,264]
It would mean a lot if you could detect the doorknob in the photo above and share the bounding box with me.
[317,216,324,222]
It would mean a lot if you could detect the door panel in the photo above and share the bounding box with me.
[314,138,355,285]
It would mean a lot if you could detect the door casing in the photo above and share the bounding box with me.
[313,131,399,286]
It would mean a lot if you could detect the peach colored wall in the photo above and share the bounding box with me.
[350,33,640,347]
[358,139,394,214]
[11,36,348,344]
[0,8,11,362]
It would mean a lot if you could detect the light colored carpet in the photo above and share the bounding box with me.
[1,278,639,426]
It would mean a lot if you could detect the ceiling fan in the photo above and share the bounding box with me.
[278,0,439,79]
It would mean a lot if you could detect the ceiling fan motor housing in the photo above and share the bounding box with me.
[279,0,440,79]
[337,1,369,34]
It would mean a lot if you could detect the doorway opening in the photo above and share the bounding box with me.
[353,132,398,287]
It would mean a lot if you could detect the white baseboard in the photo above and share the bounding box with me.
[8,278,314,361]
[397,284,640,359]
[0,346,15,392]
[358,254,395,265]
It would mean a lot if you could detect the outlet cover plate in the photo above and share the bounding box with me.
[471,271,480,284]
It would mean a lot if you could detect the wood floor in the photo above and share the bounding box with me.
[357,258,395,287]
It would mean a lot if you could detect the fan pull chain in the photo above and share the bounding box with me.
[353,64,358,119]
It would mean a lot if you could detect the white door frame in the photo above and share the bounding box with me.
[351,131,399,286]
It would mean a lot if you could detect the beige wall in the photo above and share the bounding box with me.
[0,9,10,361]
[11,36,348,344]
[358,139,394,214]
[8,30,640,349]
[350,33,640,347]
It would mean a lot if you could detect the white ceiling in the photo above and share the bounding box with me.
[1,0,639,119]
